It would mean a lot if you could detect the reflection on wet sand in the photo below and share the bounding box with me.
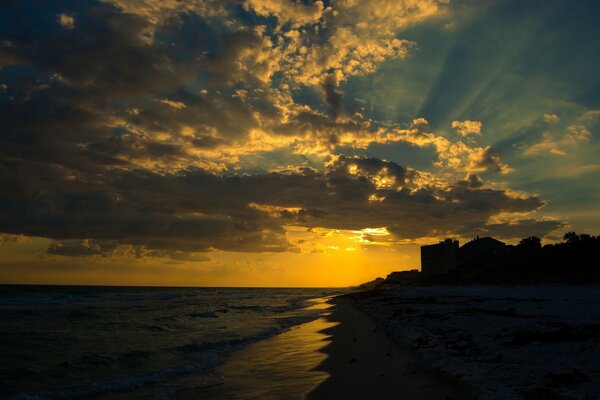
[189,298,337,400]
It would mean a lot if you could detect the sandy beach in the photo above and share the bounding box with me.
[355,286,600,399]
[307,299,473,400]
[197,285,600,399]
[195,296,472,399]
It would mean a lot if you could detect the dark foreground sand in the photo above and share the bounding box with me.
[355,286,600,399]
[188,297,472,399]
[307,299,472,400]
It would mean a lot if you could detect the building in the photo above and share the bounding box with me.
[459,236,506,262]
[420,238,459,274]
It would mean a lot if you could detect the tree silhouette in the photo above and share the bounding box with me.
[518,236,541,251]
[564,231,580,244]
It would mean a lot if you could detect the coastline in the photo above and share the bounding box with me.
[189,285,600,399]
[194,294,472,399]
[180,299,335,399]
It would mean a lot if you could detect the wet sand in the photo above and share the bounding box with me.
[180,299,335,399]
[191,297,472,399]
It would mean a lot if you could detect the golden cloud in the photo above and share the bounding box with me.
[451,120,482,136]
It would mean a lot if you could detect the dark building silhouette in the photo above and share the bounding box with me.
[459,236,506,262]
[421,239,459,274]
[390,232,600,286]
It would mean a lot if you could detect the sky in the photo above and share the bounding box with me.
[0,0,599,287]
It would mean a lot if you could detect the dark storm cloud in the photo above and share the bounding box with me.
[0,1,297,255]
[47,239,120,257]
[476,219,566,240]
[0,157,291,253]
[2,4,196,97]
[0,153,559,256]
[131,89,259,143]
[237,156,556,240]
[0,0,275,174]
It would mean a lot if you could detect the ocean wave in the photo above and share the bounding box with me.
[6,311,325,399]
[9,357,224,400]
[74,350,157,370]
[8,326,295,400]
[2,287,337,399]
[174,327,281,354]
[186,311,218,318]
[229,304,264,311]
[0,289,185,306]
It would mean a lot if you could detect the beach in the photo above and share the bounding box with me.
[198,285,600,399]
[199,296,472,400]
[353,285,600,399]
[4,285,600,399]
[307,299,472,400]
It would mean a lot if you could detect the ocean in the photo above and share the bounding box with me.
[0,285,341,399]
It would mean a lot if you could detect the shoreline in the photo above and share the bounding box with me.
[192,294,472,399]
[178,301,335,399]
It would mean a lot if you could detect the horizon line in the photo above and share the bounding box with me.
[0,283,350,289]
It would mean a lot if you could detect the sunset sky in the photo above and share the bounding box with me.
[1,0,599,287]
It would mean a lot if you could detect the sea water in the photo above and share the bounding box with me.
[0,285,341,399]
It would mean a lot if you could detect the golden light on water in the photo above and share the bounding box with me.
[203,298,338,399]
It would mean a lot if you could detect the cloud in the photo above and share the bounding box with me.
[0,0,468,176]
[0,0,565,262]
[0,152,559,256]
[322,74,343,117]
[244,0,324,26]
[58,13,75,29]
[47,239,120,257]
[389,127,512,174]
[103,0,231,23]
[543,113,560,123]
[478,219,566,240]
[159,99,187,109]
[239,0,448,87]
[412,118,430,128]
[46,239,212,261]
[583,110,600,120]
[451,120,482,136]
[465,146,513,174]
[524,124,591,156]
[241,155,549,239]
